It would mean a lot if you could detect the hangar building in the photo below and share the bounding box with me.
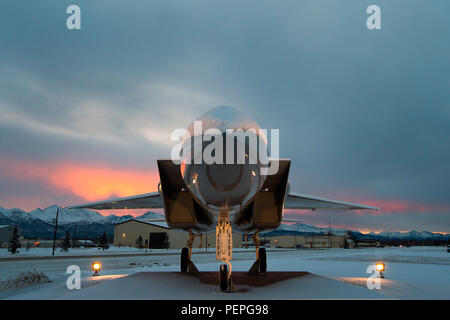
[262,230,350,248]
[114,219,242,249]
[0,225,16,248]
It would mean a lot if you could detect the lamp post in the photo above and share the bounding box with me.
[52,207,60,256]
[376,262,385,278]
[92,262,101,276]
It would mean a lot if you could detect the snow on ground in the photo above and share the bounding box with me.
[0,246,448,299]
[60,272,388,300]
[0,271,51,292]
[0,246,268,258]
[0,246,173,258]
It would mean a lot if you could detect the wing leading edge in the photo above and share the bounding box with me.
[284,192,378,211]
[66,192,164,210]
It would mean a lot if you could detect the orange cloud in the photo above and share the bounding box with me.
[47,163,159,202]
[1,158,160,204]
[353,198,450,214]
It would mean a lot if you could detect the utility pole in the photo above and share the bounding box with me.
[328,222,332,248]
[73,224,78,247]
[52,207,60,256]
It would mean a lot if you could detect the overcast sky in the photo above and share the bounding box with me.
[0,1,449,232]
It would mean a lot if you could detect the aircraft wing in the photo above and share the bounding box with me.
[284,192,378,210]
[281,218,305,223]
[66,192,164,210]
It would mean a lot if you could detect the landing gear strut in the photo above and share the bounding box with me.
[248,233,267,274]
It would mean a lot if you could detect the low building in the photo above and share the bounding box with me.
[114,219,242,249]
[353,239,379,247]
[0,225,16,248]
[263,230,349,248]
[20,239,96,248]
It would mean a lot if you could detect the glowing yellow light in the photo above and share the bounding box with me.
[92,263,101,271]
[251,171,256,176]
[376,263,385,272]
[122,233,126,238]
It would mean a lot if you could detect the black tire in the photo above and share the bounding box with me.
[180,247,189,272]
[219,264,228,291]
[258,247,267,273]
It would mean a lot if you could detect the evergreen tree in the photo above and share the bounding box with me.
[98,232,109,250]
[61,230,71,252]
[136,235,144,250]
[8,226,21,254]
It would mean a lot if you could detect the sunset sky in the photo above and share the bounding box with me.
[0,1,449,233]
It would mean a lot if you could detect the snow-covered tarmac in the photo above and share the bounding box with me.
[0,246,448,299]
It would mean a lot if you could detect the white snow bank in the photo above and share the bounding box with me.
[0,271,51,292]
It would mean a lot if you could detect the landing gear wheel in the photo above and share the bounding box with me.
[219,264,228,291]
[258,247,267,273]
[181,247,189,272]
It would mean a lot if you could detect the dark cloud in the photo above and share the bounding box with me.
[0,0,449,231]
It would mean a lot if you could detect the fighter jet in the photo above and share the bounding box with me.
[68,106,377,291]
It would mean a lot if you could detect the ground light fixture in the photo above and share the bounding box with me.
[92,262,101,276]
[376,262,385,278]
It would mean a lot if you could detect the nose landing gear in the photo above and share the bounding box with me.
[216,213,233,292]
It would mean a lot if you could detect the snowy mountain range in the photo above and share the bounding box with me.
[0,205,163,225]
[0,205,163,239]
[368,230,449,240]
[263,222,450,241]
[0,205,448,241]
[276,223,349,236]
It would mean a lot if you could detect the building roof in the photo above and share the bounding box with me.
[114,219,171,229]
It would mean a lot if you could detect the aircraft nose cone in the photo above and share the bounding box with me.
[206,164,243,192]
